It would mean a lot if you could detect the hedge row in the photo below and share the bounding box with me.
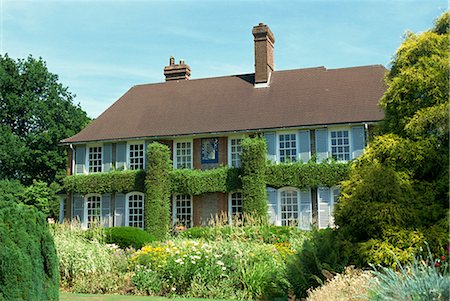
[63,162,349,195]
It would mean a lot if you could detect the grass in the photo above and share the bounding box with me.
[60,292,238,301]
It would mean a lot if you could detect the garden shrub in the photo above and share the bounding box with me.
[51,223,133,294]
[145,142,171,240]
[367,252,450,301]
[287,228,350,299]
[0,200,59,300]
[131,239,289,300]
[104,226,156,249]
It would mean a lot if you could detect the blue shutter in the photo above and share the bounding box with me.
[298,130,311,163]
[352,126,365,159]
[103,143,112,172]
[315,128,328,162]
[299,190,312,230]
[102,194,111,227]
[59,195,65,224]
[116,142,127,170]
[318,187,331,229]
[114,193,126,226]
[72,194,84,225]
[75,145,86,174]
[267,187,278,225]
[264,132,277,163]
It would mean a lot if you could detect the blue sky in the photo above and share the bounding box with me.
[2,0,447,118]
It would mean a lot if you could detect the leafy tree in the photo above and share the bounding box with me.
[335,13,449,266]
[0,54,90,185]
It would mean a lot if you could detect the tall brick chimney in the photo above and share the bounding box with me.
[252,23,275,86]
[164,56,191,81]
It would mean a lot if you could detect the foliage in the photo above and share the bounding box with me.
[240,137,267,220]
[0,54,90,185]
[103,227,156,250]
[63,170,145,194]
[287,229,350,299]
[367,252,450,301]
[265,161,350,189]
[334,12,449,267]
[50,222,133,294]
[0,200,59,300]
[0,179,25,203]
[145,143,172,240]
[306,267,372,301]
[131,239,289,300]
[170,167,240,195]
[22,180,60,218]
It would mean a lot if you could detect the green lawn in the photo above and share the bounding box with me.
[60,292,235,301]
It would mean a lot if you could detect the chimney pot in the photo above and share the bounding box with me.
[164,56,191,81]
[252,23,275,86]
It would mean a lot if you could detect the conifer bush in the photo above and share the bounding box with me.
[0,200,59,300]
[104,226,156,249]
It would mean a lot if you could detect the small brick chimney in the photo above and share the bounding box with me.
[164,56,191,81]
[252,23,275,86]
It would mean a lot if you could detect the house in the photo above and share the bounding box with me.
[60,23,386,230]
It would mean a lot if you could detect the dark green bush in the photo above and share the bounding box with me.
[104,226,156,249]
[287,228,349,299]
[0,200,59,300]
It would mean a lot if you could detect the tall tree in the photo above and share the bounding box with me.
[334,13,449,266]
[0,54,90,185]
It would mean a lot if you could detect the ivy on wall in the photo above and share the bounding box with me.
[265,161,351,189]
[171,167,241,195]
[63,141,350,195]
[63,170,145,195]
[240,137,268,220]
[144,143,172,240]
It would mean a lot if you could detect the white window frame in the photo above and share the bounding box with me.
[277,131,298,163]
[277,187,312,229]
[173,139,193,169]
[317,186,340,229]
[328,127,352,162]
[86,143,103,174]
[84,193,102,229]
[127,141,145,170]
[277,187,300,227]
[172,194,193,228]
[125,192,145,229]
[228,135,246,168]
[228,191,243,224]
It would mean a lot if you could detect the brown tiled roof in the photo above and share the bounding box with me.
[62,65,386,144]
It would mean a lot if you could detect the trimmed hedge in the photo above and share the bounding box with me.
[265,161,350,189]
[63,170,145,194]
[0,200,59,300]
[145,143,172,240]
[170,167,241,195]
[104,226,156,249]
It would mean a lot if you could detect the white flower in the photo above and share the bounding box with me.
[217,260,224,266]
[222,267,226,271]
[191,261,196,264]
[171,287,176,291]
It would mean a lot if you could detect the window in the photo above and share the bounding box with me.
[279,133,297,163]
[330,130,350,161]
[126,193,144,229]
[88,146,102,173]
[173,194,192,228]
[175,141,192,169]
[129,143,144,170]
[85,194,101,228]
[280,189,299,226]
[229,138,243,167]
[229,191,243,221]
[201,138,219,164]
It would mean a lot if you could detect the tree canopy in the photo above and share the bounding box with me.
[0,55,90,185]
[334,12,449,266]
